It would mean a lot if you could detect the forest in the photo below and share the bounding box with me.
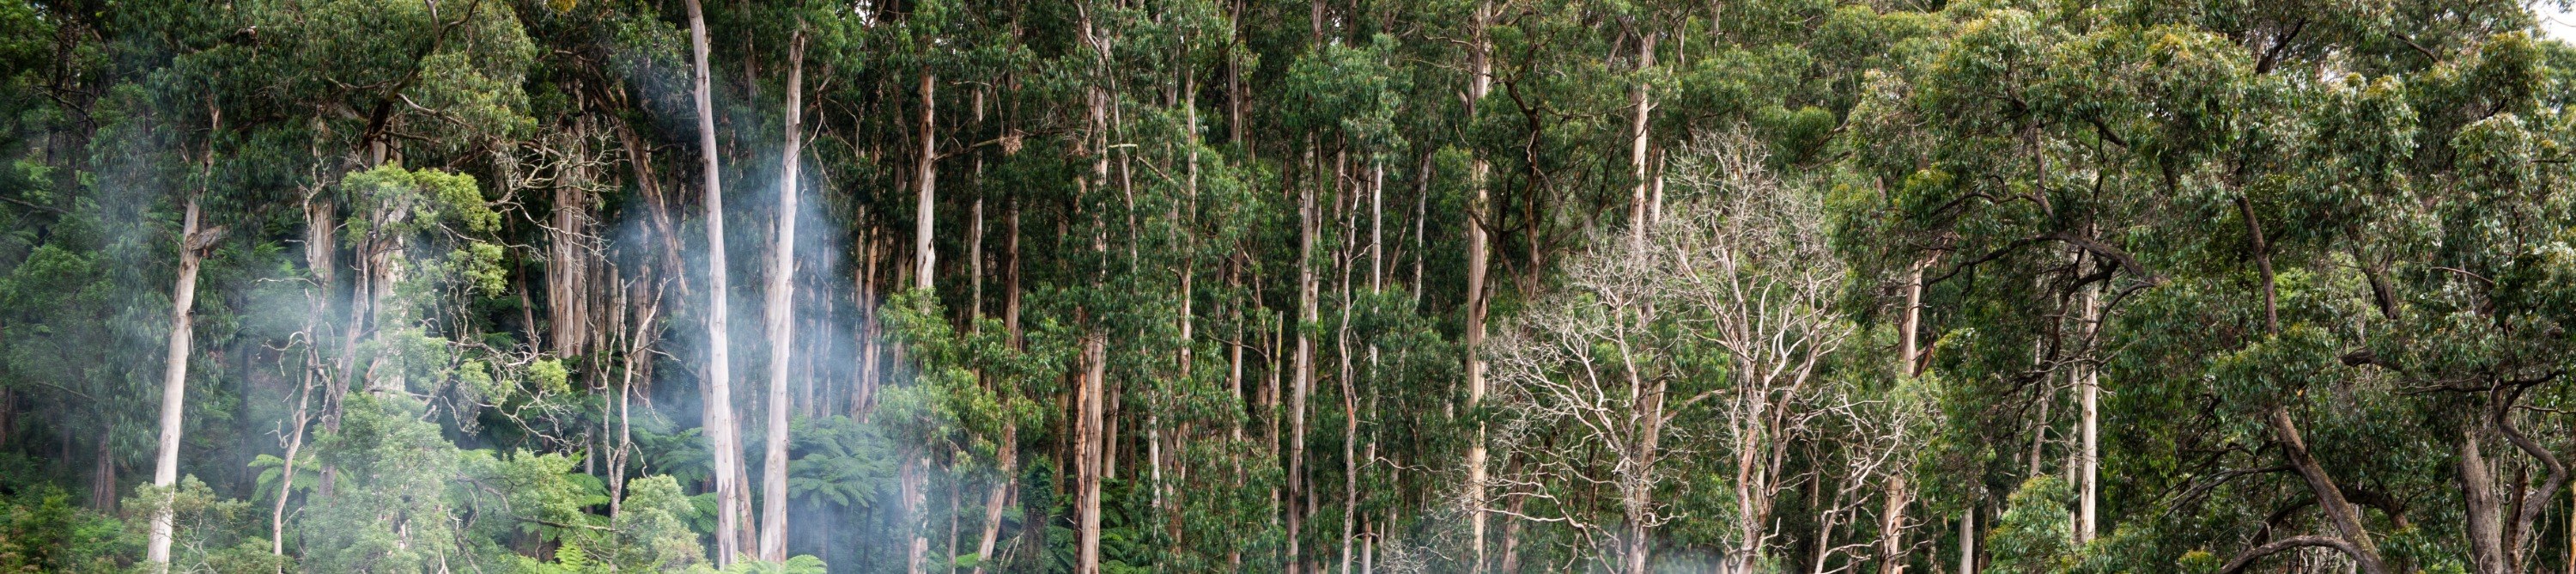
[3,0,2576,572]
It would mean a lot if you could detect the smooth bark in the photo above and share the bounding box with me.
[682,0,746,563]
[758,27,806,563]
[148,197,212,567]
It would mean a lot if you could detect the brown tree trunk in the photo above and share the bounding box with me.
[612,118,689,296]
[1076,335,1108,574]
[969,424,1017,574]
[546,118,598,359]
[91,426,116,511]
[2265,407,2385,574]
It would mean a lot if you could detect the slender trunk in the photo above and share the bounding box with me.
[2027,377,2050,480]
[1880,474,1911,574]
[1291,144,1319,574]
[969,424,1017,574]
[1886,259,1929,574]
[1624,331,1668,574]
[1341,296,1358,574]
[759,28,806,563]
[1370,160,1383,291]
[947,461,963,574]
[270,360,315,558]
[683,0,744,563]
[1498,492,1526,573]
[2267,407,2385,574]
[2077,283,2099,544]
[614,276,659,523]
[1076,14,1110,571]
[148,197,210,566]
[1362,523,1375,574]
[92,426,116,511]
[1463,4,1495,568]
[1627,30,1655,248]
[614,113,689,296]
[1077,334,1108,574]
[1959,508,1976,574]
[902,455,929,574]
[858,230,882,416]
[2233,196,2278,334]
[1411,153,1429,303]
[918,70,939,292]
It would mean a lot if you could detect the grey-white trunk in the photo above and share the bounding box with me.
[1462,3,1495,568]
[759,27,806,563]
[147,198,208,566]
[916,70,937,292]
[682,0,745,563]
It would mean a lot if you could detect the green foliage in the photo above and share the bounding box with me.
[0,485,130,572]
[296,395,474,572]
[702,554,827,574]
[785,416,897,510]
[611,475,707,571]
[1988,477,2079,574]
[8,0,2576,572]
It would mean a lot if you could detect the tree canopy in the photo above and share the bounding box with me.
[3,0,2576,573]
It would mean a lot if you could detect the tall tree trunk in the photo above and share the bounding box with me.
[969,424,1017,574]
[917,70,939,292]
[1077,334,1108,574]
[1879,474,1912,574]
[1463,4,1495,569]
[148,196,212,566]
[92,425,116,511]
[683,0,746,563]
[1959,508,1976,574]
[1370,160,1383,291]
[613,117,690,296]
[1622,323,1668,574]
[547,118,597,359]
[904,455,930,574]
[1886,258,1929,574]
[858,230,882,416]
[1290,144,1319,574]
[759,27,807,564]
[1341,278,1359,574]
[1076,11,1111,571]
[270,352,317,557]
[2076,281,2099,544]
[1627,29,1655,249]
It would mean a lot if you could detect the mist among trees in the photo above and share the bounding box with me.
[3,0,2576,573]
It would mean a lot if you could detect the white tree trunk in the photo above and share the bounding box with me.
[147,198,208,567]
[759,27,807,563]
[1628,30,1656,249]
[1959,510,1976,574]
[1462,4,1495,570]
[916,70,938,292]
[2078,283,2099,543]
[682,0,745,563]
